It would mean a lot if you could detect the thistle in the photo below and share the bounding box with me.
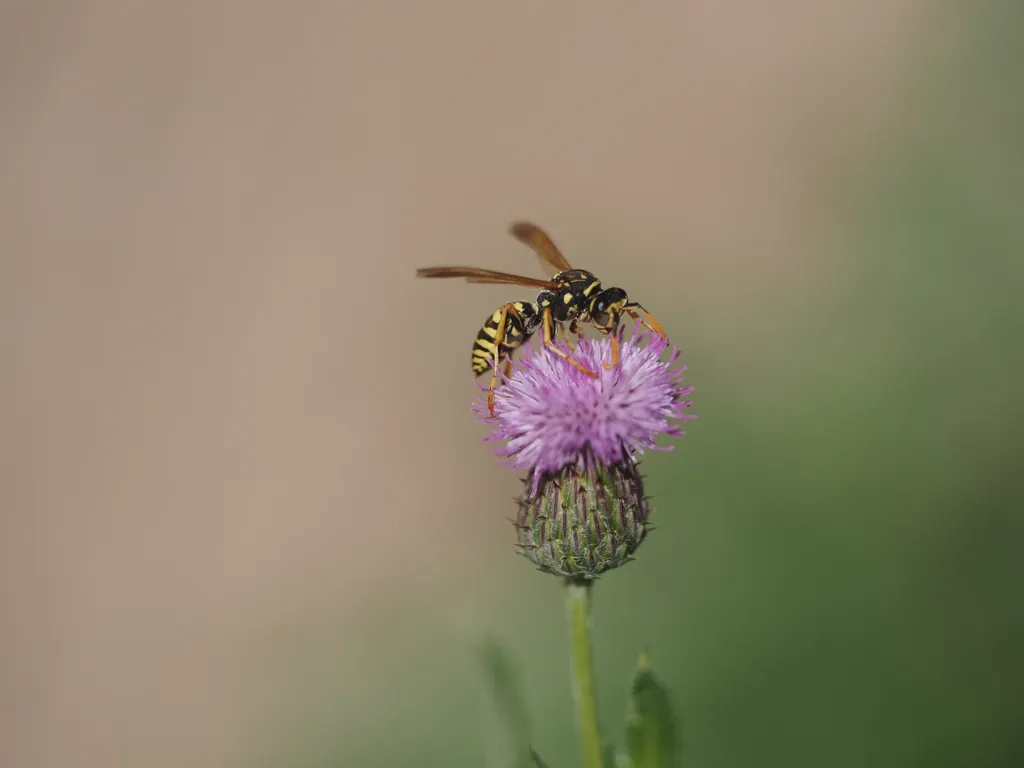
[472,322,695,768]
[474,322,696,579]
[513,461,650,579]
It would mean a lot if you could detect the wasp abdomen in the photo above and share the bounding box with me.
[471,301,539,376]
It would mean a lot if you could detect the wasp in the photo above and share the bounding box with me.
[416,221,667,416]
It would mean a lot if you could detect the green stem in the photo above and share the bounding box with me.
[566,578,605,768]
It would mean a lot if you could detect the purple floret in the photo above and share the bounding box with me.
[473,322,696,495]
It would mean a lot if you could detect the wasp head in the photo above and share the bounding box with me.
[589,287,629,332]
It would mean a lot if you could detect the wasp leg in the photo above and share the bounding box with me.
[608,331,620,369]
[600,305,667,371]
[603,306,666,370]
[599,328,622,371]
[485,303,524,417]
[486,303,516,417]
[561,320,579,351]
[542,308,598,378]
[625,304,667,337]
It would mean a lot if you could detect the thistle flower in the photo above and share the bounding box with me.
[474,322,696,580]
[473,323,696,497]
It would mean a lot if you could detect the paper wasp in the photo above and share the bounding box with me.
[416,221,667,416]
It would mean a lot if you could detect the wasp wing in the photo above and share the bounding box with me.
[416,266,558,290]
[508,221,574,274]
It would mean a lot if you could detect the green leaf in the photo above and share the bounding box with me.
[476,636,534,768]
[624,652,679,768]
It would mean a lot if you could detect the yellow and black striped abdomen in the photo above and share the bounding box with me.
[471,301,540,376]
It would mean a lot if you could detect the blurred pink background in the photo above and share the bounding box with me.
[2,2,935,766]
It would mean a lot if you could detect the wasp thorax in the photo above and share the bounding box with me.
[514,460,650,580]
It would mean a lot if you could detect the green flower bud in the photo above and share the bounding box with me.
[513,460,650,579]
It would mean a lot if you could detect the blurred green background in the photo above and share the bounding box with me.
[269,3,1022,767]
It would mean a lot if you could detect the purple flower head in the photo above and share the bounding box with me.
[473,322,696,496]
